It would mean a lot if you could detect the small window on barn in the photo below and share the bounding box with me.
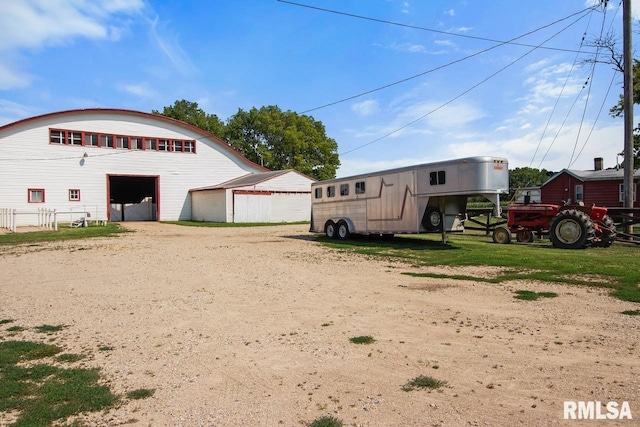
[314,187,322,199]
[340,184,349,196]
[144,138,157,150]
[355,181,366,194]
[50,130,65,144]
[430,171,446,185]
[131,137,143,150]
[575,185,584,203]
[158,139,169,151]
[85,133,99,147]
[69,132,82,146]
[69,189,81,201]
[171,140,183,152]
[619,183,638,203]
[116,136,129,149]
[327,186,336,198]
[184,141,195,153]
[101,135,114,148]
[28,189,45,203]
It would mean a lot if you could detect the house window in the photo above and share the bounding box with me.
[619,183,638,203]
[101,135,114,148]
[69,189,81,201]
[85,133,99,147]
[28,189,45,203]
[355,181,366,194]
[327,186,336,198]
[314,188,322,199]
[575,184,584,203]
[50,130,65,144]
[430,171,446,185]
[340,184,349,196]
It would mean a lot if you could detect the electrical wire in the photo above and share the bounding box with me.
[339,9,595,157]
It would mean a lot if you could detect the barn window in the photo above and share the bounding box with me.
[69,132,82,146]
[327,186,336,198]
[69,189,81,201]
[144,138,157,150]
[158,139,169,151]
[85,133,99,147]
[314,188,322,198]
[116,136,129,149]
[171,140,183,152]
[355,181,365,194]
[430,171,446,185]
[619,183,638,203]
[28,189,45,203]
[131,137,143,150]
[575,185,584,203]
[101,135,114,148]
[340,184,349,196]
[185,141,195,153]
[50,130,65,144]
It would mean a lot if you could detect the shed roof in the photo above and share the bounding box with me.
[190,169,313,192]
[543,168,640,186]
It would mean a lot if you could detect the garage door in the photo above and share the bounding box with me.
[233,191,271,222]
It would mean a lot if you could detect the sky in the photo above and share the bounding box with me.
[0,0,638,178]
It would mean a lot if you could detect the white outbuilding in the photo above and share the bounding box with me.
[0,108,314,227]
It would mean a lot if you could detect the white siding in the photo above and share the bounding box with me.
[191,190,227,222]
[0,110,263,225]
[270,193,311,222]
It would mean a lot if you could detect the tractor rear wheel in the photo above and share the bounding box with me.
[549,209,594,249]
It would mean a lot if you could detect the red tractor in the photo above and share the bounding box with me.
[492,202,616,249]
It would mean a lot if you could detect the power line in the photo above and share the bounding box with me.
[339,9,595,157]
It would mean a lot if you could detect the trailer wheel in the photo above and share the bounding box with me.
[324,220,337,239]
[337,220,351,240]
[549,209,594,249]
[423,207,442,232]
[516,230,534,243]
[492,227,512,244]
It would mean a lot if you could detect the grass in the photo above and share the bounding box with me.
[621,310,640,316]
[349,335,375,344]
[318,231,640,303]
[0,222,127,246]
[0,324,154,426]
[402,375,448,391]
[308,415,343,427]
[514,290,559,301]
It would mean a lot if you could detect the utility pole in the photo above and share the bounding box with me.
[623,0,635,218]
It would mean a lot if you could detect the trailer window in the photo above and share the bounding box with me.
[327,186,336,197]
[340,184,349,196]
[430,171,446,185]
[355,181,365,194]
[314,188,322,199]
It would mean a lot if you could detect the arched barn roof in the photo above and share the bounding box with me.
[0,108,269,171]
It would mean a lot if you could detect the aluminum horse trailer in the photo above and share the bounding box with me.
[310,156,509,242]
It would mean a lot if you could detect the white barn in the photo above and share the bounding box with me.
[0,109,314,226]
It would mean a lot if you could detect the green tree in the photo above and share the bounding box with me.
[508,167,550,200]
[153,99,225,137]
[224,106,340,180]
[609,59,640,169]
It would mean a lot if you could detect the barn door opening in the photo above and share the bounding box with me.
[108,175,159,221]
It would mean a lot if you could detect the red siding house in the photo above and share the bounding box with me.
[541,162,639,208]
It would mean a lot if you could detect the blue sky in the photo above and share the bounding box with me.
[0,0,637,177]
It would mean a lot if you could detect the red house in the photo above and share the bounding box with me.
[541,158,639,208]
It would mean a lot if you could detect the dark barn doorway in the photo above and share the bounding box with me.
[108,175,159,221]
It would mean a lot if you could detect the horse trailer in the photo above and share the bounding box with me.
[310,156,509,242]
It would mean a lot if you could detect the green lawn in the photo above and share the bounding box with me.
[0,223,128,246]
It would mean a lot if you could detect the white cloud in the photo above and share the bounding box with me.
[118,82,158,98]
[148,15,197,76]
[351,100,380,117]
[445,9,455,17]
[0,63,33,90]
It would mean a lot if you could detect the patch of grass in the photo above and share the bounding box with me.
[514,290,558,301]
[308,415,343,427]
[33,324,66,333]
[98,345,115,352]
[126,388,155,400]
[162,220,308,228]
[6,325,26,333]
[349,335,375,345]
[402,375,448,391]
[0,318,14,324]
[621,310,640,316]
[0,222,128,246]
[56,353,86,363]
[319,233,640,303]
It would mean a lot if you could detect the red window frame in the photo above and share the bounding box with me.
[49,128,196,153]
[28,188,45,203]
[69,189,81,201]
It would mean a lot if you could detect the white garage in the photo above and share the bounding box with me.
[0,109,313,226]
[190,170,314,223]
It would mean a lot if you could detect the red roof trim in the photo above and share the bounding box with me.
[0,108,269,171]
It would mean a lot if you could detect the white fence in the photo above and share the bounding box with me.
[1,206,107,233]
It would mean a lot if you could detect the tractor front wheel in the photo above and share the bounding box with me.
[492,227,512,244]
[549,209,594,249]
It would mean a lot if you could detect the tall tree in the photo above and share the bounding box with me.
[224,106,340,180]
[508,167,550,200]
[153,99,225,137]
[609,59,640,169]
